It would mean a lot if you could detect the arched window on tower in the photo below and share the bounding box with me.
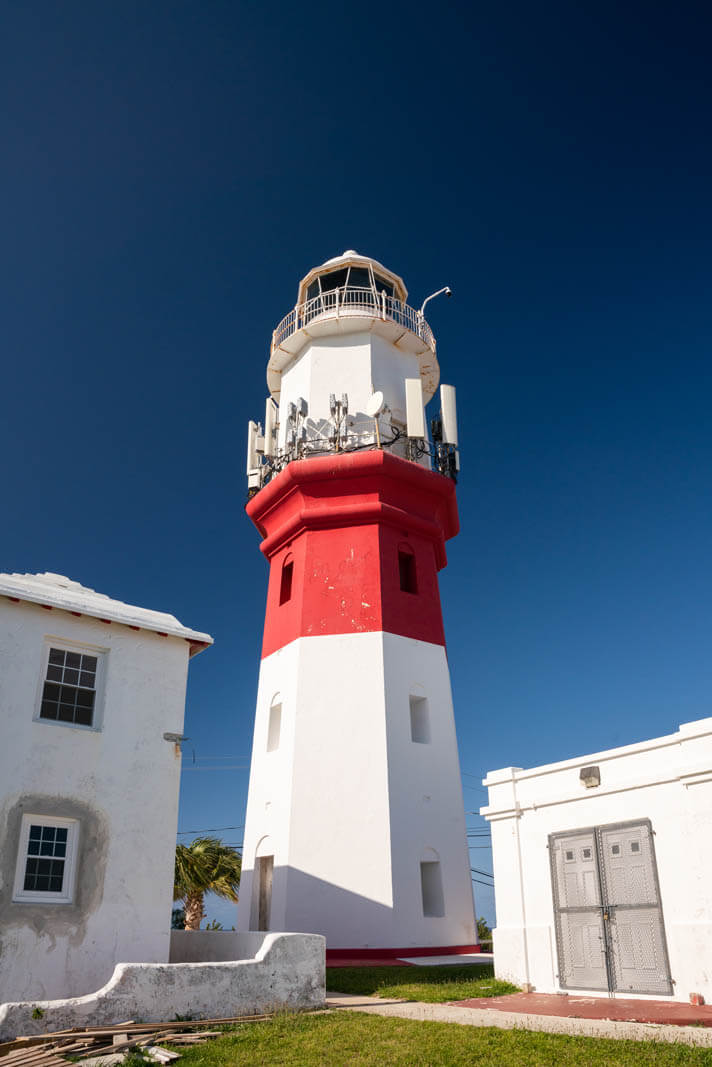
[420,847,445,918]
[398,544,417,594]
[279,554,294,605]
[267,694,282,752]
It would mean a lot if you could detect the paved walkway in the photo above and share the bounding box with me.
[325,993,712,1047]
[453,991,712,1027]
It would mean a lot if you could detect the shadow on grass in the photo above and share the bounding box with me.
[326,964,519,1002]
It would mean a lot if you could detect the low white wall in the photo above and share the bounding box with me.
[0,932,325,1041]
[482,717,712,1003]
[169,931,269,962]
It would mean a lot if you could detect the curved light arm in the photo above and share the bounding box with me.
[419,287,452,317]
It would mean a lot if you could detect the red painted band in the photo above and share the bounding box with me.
[325,944,481,960]
[247,451,459,658]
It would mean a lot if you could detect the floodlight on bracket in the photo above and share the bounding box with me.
[163,732,195,763]
[419,286,452,318]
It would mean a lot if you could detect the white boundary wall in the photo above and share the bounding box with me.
[0,933,325,1040]
[482,717,712,1003]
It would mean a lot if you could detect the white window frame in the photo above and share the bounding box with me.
[12,815,80,904]
[33,637,108,732]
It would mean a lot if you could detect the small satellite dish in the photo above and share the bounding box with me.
[366,391,385,417]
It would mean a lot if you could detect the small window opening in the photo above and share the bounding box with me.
[267,701,282,752]
[256,855,273,931]
[398,549,417,594]
[409,695,430,744]
[631,840,640,853]
[611,844,620,856]
[279,558,293,605]
[582,848,592,860]
[565,850,574,862]
[420,860,445,917]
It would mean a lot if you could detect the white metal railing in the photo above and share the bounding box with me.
[271,286,436,354]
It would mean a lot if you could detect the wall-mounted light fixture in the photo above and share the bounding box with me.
[580,765,601,788]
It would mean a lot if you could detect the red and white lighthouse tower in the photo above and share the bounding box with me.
[238,252,477,955]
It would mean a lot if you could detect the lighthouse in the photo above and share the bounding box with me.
[238,251,477,955]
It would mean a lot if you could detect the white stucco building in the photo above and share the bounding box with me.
[0,571,212,1003]
[482,716,712,1003]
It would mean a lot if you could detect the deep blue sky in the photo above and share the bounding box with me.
[3,1,711,929]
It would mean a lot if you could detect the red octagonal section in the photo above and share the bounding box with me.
[247,450,459,659]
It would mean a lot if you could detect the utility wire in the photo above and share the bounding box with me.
[177,825,245,835]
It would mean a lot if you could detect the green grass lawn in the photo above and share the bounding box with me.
[326,963,518,1002]
[166,1011,712,1066]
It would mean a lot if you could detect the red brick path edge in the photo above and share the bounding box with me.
[451,992,712,1028]
[327,957,415,967]
[326,944,480,966]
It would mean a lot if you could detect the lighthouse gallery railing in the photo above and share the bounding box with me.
[271,287,436,355]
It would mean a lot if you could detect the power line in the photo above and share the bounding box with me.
[471,867,494,879]
[181,765,250,772]
[190,755,252,761]
[177,825,245,835]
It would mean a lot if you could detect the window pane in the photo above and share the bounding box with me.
[43,682,61,702]
[66,652,82,668]
[75,706,93,726]
[34,876,50,891]
[79,671,94,688]
[54,840,67,857]
[81,655,97,672]
[279,560,294,605]
[46,665,63,682]
[49,876,63,892]
[41,701,59,719]
[374,274,394,297]
[48,648,65,666]
[40,839,54,856]
[29,825,42,840]
[27,840,40,856]
[319,268,348,291]
[58,704,75,722]
[347,266,370,288]
[56,827,68,843]
[306,280,319,301]
[399,550,418,594]
[38,858,52,875]
[64,668,79,685]
[76,689,94,708]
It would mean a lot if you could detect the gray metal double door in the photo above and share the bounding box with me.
[549,819,672,995]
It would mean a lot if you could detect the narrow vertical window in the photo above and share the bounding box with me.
[409,695,430,743]
[279,556,294,605]
[398,547,417,594]
[257,855,274,931]
[420,859,445,917]
[267,699,282,752]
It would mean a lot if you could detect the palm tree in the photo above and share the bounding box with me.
[173,837,241,931]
